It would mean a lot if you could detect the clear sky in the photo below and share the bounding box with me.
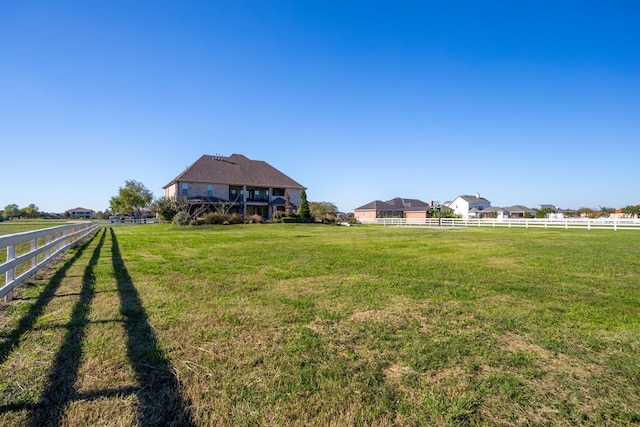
[2,1,638,214]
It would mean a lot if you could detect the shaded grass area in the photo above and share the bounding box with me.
[1,223,639,425]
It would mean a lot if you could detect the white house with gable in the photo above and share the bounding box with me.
[447,193,491,218]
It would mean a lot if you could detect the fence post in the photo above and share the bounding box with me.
[31,238,37,268]
[5,245,15,301]
[45,234,51,258]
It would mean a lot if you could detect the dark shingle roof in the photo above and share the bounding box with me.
[164,154,305,189]
[354,200,399,211]
[386,197,428,209]
[458,195,491,204]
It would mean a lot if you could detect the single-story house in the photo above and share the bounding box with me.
[354,197,436,220]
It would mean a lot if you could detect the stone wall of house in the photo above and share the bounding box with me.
[164,185,177,199]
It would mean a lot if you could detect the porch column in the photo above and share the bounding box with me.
[243,185,247,218]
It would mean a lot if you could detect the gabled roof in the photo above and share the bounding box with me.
[354,200,400,211]
[457,195,491,204]
[502,205,536,214]
[386,197,428,209]
[164,154,305,189]
[66,207,95,213]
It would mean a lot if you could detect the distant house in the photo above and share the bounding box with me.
[354,197,435,221]
[353,200,401,220]
[66,207,95,219]
[447,194,491,218]
[501,205,537,218]
[163,154,305,219]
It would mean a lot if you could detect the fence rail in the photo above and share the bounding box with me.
[0,222,99,300]
[359,217,640,230]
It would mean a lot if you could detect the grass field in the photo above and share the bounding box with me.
[0,220,72,236]
[1,223,639,426]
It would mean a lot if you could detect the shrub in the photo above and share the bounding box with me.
[173,211,191,226]
[227,213,244,224]
[202,211,227,225]
[247,214,262,224]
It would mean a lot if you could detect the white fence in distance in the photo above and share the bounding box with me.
[0,222,99,301]
[359,217,640,231]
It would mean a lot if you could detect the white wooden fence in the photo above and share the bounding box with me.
[0,222,99,301]
[359,217,640,231]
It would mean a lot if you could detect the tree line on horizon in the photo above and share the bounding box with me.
[3,180,640,221]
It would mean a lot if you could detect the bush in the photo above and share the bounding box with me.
[202,211,227,225]
[173,211,191,226]
[247,214,262,224]
[227,213,244,224]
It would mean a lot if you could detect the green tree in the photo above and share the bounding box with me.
[599,206,615,218]
[309,201,337,222]
[536,208,555,218]
[3,204,20,218]
[298,189,312,222]
[151,196,187,222]
[578,207,596,218]
[110,180,153,217]
[21,203,40,218]
[621,205,640,217]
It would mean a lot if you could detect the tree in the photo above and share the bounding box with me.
[536,208,555,218]
[599,206,615,218]
[621,205,640,218]
[298,189,312,222]
[21,204,40,218]
[110,180,153,217]
[151,196,188,222]
[309,201,337,222]
[578,207,595,218]
[3,204,20,218]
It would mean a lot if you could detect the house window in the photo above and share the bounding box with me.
[207,185,213,197]
[181,183,188,196]
[230,187,243,201]
[273,188,285,197]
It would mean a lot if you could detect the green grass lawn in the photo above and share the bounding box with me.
[1,223,639,426]
[0,220,74,236]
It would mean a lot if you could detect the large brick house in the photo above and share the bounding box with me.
[163,154,305,219]
[65,207,95,219]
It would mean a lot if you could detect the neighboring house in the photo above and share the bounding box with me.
[502,205,537,218]
[353,200,403,221]
[447,194,491,218]
[354,197,435,221]
[539,204,564,219]
[163,154,305,219]
[66,207,95,219]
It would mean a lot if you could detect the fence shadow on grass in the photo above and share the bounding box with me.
[27,228,107,426]
[109,228,196,426]
[1,227,194,426]
[0,231,96,367]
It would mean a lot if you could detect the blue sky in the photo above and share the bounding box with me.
[2,1,638,214]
